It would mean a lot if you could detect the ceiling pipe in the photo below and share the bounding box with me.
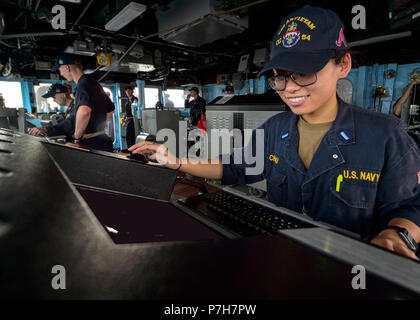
[79,24,235,58]
[34,0,42,12]
[348,31,412,47]
[0,31,78,39]
[71,0,94,31]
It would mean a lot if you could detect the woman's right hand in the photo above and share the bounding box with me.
[28,127,47,136]
[128,141,180,169]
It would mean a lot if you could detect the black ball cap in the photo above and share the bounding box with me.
[42,83,69,98]
[52,53,81,72]
[258,6,348,77]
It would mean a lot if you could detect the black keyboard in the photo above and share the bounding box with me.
[181,190,314,237]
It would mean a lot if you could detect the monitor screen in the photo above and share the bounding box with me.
[76,185,223,244]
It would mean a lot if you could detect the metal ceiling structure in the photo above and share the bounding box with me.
[0,0,418,86]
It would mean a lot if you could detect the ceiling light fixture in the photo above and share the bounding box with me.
[105,2,147,32]
[133,63,155,72]
[59,0,82,3]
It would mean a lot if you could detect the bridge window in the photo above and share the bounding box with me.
[0,81,24,109]
[163,89,185,108]
[144,87,159,109]
[34,83,61,113]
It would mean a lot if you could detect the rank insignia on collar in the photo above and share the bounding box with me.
[338,129,353,143]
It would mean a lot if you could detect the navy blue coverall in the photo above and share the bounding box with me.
[222,98,420,240]
[74,74,115,152]
[45,100,75,141]
[185,96,206,126]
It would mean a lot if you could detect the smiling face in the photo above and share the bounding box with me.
[274,53,351,123]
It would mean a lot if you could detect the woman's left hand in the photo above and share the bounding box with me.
[371,229,419,261]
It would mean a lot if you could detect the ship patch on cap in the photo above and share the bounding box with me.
[282,22,301,48]
[275,16,317,48]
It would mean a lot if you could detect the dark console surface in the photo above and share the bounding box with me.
[76,185,222,244]
[1,128,420,299]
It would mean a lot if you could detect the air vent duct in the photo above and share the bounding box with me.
[156,0,248,47]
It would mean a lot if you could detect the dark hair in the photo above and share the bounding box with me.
[269,50,351,78]
[333,50,348,64]
[224,85,234,92]
[125,86,134,91]
[333,49,367,69]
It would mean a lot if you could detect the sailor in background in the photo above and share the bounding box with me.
[185,86,206,126]
[53,53,115,152]
[164,93,175,109]
[122,86,138,149]
[28,83,75,142]
[393,79,420,117]
[223,85,235,95]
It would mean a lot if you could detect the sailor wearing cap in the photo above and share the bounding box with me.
[185,86,206,126]
[28,83,76,141]
[223,85,234,95]
[53,53,115,152]
[130,6,420,260]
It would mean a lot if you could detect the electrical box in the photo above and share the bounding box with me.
[64,40,96,56]
[238,54,250,73]
[141,109,180,136]
[252,47,269,68]
[35,60,51,71]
